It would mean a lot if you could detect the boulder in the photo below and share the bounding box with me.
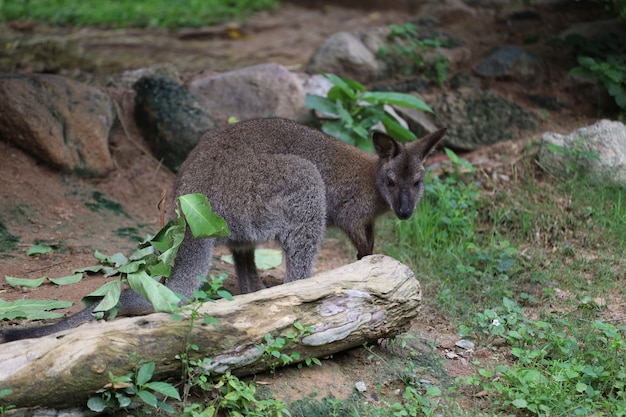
[306,32,380,83]
[0,74,115,177]
[189,63,306,121]
[431,87,538,150]
[475,46,544,80]
[538,119,626,185]
[133,76,220,172]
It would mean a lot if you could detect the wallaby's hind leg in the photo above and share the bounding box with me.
[280,192,326,283]
[169,232,215,300]
[231,247,265,294]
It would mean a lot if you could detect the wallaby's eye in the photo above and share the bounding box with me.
[413,180,422,188]
[387,179,396,187]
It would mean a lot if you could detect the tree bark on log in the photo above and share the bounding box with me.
[0,255,421,409]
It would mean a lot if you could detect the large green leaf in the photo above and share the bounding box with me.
[5,276,46,289]
[48,273,84,286]
[151,217,186,267]
[381,114,417,143]
[27,244,53,256]
[324,73,360,98]
[305,95,340,116]
[361,91,433,112]
[179,193,230,239]
[144,381,181,400]
[127,271,180,313]
[0,298,72,321]
[85,279,122,312]
[136,362,155,386]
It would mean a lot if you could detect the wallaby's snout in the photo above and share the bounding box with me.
[396,193,414,220]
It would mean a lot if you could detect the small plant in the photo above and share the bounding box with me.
[305,73,432,152]
[460,298,626,416]
[174,273,233,403]
[80,193,230,318]
[211,371,291,417]
[377,23,451,86]
[87,358,181,414]
[257,322,319,374]
[572,55,626,120]
[0,389,15,416]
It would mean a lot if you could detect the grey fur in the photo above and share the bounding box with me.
[1,117,444,343]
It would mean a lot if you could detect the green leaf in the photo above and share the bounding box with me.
[129,246,155,261]
[512,398,528,409]
[85,279,122,312]
[305,95,340,116]
[136,362,155,386]
[144,381,181,401]
[126,271,180,313]
[381,114,417,143]
[0,298,72,321]
[48,273,83,286]
[327,85,352,103]
[148,261,172,278]
[152,217,186,268]
[87,396,108,412]
[324,73,360,98]
[576,382,588,393]
[179,193,230,239]
[361,91,433,112]
[118,260,144,274]
[137,389,158,408]
[27,244,53,256]
[5,276,46,289]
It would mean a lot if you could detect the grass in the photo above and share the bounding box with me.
[371,140,626,416]
[0,0,279,29]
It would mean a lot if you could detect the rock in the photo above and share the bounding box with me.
[0,74,115,177]
[355,381,367,392]
[306,32,380,83]
[119,63,182,88]
[538,119,626,185]
[475,46,544,80]
[417,0,477,25]
[394,103,441,138]
[189,63,306,121]
[559,18,626,43]
[133,76,219,172]
[455,339,475,350]
[431,88,538,151]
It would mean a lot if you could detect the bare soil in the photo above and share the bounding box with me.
[0,1,608,411]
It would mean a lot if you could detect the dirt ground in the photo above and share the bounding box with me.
[0,1,606,411]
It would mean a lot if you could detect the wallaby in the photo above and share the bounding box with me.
[1,117,445,343]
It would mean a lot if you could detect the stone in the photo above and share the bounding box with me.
[189,63,306,121]
[306,32,380,83]
[431,87,538,151]
[0,74,115,177]
[538,119,626,185]
[119,63,182,88]
[133,76,219,172]
[475,45,544,80]
[417,0,477,25]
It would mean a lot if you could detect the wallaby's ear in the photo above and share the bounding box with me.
[411,128,446,158]
[373,131,401,159]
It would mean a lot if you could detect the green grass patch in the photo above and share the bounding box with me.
[0,0,279,29]
[378,143,626,415]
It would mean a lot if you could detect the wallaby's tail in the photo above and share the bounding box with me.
[1,304,98,343]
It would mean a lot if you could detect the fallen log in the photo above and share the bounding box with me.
[0,255,421,409]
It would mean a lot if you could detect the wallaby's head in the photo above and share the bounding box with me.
[373,128,446,220]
